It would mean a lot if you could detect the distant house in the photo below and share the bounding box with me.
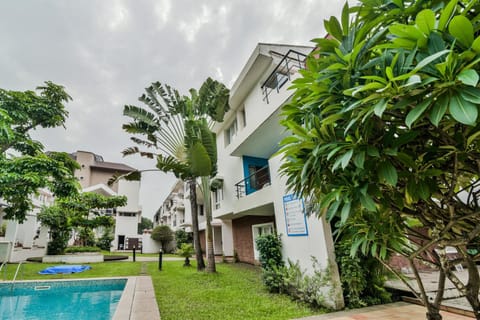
[70,151,142,251]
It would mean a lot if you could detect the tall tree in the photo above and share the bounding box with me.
[280,1,480,319]
[0,82,79,222]
[122,78,229,272]
[138,216,154,234]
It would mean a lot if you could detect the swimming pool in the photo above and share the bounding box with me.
[0,278,127,320]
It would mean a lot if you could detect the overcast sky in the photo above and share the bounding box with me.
[0,0,346,219]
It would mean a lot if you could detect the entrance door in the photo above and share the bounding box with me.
[118,235,125,250]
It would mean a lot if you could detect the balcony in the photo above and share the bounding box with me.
[261,50,307,104]
[235,166,271,199]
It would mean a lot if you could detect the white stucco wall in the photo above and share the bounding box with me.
[117,180,141,212]
[141,233,162,253]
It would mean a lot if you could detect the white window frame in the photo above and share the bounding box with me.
[252,222,275,260]
[213,187,223,210]
[224,118,238,146]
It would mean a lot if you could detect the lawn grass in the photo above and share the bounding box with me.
[2,261,143,280]
[148,261,324,320]
[2,260,323,320]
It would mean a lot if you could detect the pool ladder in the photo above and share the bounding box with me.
[10,261,24,290]
[0,261,7,281]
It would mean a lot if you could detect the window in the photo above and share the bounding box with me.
[239,107,246,128]
[213,187,223,210]
[198,204,204,216]
[224,118,238,146]
[252,223,274,260]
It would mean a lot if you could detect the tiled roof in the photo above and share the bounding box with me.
[90,161,135,172]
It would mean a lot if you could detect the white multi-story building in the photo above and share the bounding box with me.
[209,43,342,308]
[71,151,142,251]
[154,180,187,230]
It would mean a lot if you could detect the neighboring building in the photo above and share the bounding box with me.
[154,180,186,230]
[70,151,142,251]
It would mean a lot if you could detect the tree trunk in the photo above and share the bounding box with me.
[201,176,216,273]
[188,179,205,271]
[461,251,480,319]
[205,203,216,273]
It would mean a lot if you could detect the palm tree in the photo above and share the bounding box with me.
[122,78,229,272]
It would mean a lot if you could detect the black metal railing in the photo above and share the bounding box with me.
[261,50,307,104]
[235,166,271,198]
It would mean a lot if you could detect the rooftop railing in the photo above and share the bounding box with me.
[261,49,307,104]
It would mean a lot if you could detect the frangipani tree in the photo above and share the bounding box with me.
[280,1,480,319]
[122,78,229,272]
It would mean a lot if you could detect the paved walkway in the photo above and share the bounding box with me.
[113,276,160,320]
[385,268,477,313]
[296,302,473,320]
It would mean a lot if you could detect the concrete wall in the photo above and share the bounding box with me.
[117,180,141,213]
[141,232,161,254]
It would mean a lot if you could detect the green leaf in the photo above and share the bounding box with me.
[460,87,480,104]
[360,194,376,211]
[438,0,457,31]
[325,16,343,40]
[448,15,474,47]
[412,50,450,73]
[406,98,432,128]
[472,36,480,53]
[373,99,387,117]
[467,131,480,146]
[417,181,430,200]
[429,94,449,126]
[341,2,349,35]
[187,142,212,177]
[340,202,351,224]
[416,9,435,34]
[449,93,478,125]
[378,161,398,186]
[353,151,365,169]
[457,69,479,87]
[341,149,354,169]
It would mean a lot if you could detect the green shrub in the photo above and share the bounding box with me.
[175,229,192,249]
[78,227,96,247]
[335,240,391,308]
[64,246,101,253]
[96,231,114,251]
[151,225,174,252]
[0,222,6,237]
[255,233,284,270]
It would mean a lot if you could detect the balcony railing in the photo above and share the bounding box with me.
[261,49,307,104]
[235,166,271,199]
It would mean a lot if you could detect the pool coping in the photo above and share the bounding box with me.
[2,276,160,320]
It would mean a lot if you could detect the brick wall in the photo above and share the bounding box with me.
[232,215,275,264]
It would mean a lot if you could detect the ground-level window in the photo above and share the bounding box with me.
[252,222,274,260]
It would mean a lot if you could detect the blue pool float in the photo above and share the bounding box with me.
[38,265,92,274]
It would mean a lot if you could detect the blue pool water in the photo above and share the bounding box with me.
[0,278,126,320]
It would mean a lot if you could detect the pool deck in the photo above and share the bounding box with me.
[114,276,160,320]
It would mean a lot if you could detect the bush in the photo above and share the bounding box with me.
[46,230,70,255]
[177,243,195,267]
[0,222,6,237]
[78,227,95,247]
[335,240,391,308]
[151,225,174,251]
[255,233,284,270]
[96,230,114,251]
[175,229,193,249]
[65,246,101,253]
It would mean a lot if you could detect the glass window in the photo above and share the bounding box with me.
[224,118,238,146]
